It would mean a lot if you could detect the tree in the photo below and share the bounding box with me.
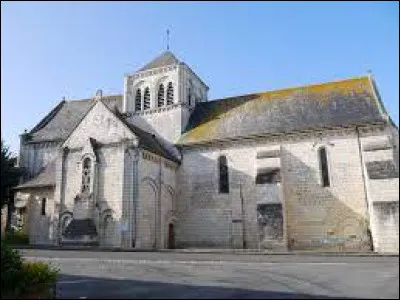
[1,139,22,208]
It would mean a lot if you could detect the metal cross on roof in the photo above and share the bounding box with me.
[167,29,170,51]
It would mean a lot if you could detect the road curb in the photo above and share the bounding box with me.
[14,245,399,257]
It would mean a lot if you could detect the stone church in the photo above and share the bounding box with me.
[13,51,399,253]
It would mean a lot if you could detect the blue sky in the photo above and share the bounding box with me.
[1,1,399,153]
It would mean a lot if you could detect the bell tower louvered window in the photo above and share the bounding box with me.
[166,82,174,105]
[135,89,142,111]
[143,87,151,110]
[157,84,165,107]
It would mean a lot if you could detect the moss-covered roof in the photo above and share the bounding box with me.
[178,76,386,145]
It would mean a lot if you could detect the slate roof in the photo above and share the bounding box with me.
[14,159,56,189]
[137,51,180,72]
[178,76,387,145]
[22,93,180,168]
[112,108,181,163]
[25,95,123,143]
[23,75,388,162]
[63,218,97,238]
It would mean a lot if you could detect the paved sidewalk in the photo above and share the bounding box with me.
[13,244,399,256]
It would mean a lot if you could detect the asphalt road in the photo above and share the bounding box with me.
[21,249,399,299]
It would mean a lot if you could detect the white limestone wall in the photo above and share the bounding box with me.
[360,126,399,253]
[97,145,126,247]
[25,188,55,245]
[19,141,59,178]
[136,150,177,249]
[181,64,209,105]
[160,160,177,249]
[63,150,82,213]
[121,148,139,248]
[176,129,371,251]
[128,107,189,144]
[282,131,369,251]
[61,145,126,247]
[63,101,135,149]
[61,100,137,247]
[136,151,159,249]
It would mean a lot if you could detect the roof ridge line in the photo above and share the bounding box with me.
[29,100,66,134]
[67,94,123,103]
[208,75,370,103]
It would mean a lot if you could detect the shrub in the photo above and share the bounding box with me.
[1,240,23,285]
[1,240,24,298]
[1,240,58,299]
[4,229,29,245]
[17,261,59,298]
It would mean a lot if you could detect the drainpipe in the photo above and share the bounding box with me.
[356,126,374,251]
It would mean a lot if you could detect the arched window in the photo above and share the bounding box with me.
[135,89,142,111]
[81,157,92,194]
[61,213,72,234]
[218,155,229,193]
[157,84,165,107]
[166,82,174,105]
[41,198,46,216]
[143,87,150,110]
[319,147,330,187]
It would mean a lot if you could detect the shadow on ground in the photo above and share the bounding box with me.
[56,274,353,299]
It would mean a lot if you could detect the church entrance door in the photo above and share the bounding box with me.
[168,223,175,249]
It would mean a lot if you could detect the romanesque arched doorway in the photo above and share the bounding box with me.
[168,223,175,249]
[103,214,115,247]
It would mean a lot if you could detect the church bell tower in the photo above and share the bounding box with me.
[122,51,209,144]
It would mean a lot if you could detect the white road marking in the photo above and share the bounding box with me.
[24,256,348,265]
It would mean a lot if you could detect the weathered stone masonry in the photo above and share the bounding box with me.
[13,50,399,253]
